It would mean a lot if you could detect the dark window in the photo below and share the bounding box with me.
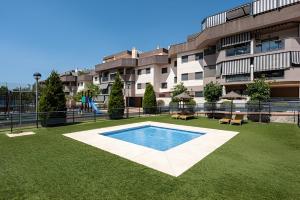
[146,68,151,74]
[168,58,171,64]
[137,69,142,75]
[254,70,284,80]
[126,69,133,74]
[174,77,177,83]
[195,72,203,80]
[195,52,204,60]
[204,46,216,56]
[161,82,167,89]
[174,60,177,67]
[181,73,188,81]
[94,76,98,81]
[161,67,168,74]
[181,55,188,63]
[226,42,250,57]
[110,73,116,80]
[195,91,203,97]
[255,38,283,53]
[137,83,142,89]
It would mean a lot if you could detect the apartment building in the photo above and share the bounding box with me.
[94,0,300,106]
[169,0,300,100]
[95,49,138,105]
[60,70,78,96]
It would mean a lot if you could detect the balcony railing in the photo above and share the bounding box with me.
[201,0,299,31]
[225,75,251,83]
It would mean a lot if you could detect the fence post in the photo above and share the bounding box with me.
[230,101,233,119]
[259,100,261,123]
[126,107,129,119]
[72,109,75,124]
[139,107,140,117]
[36,111,39,129]
[94,111,96,122]
[10,113,13,133]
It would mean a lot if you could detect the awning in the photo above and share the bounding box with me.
[100,83,109,90]
[291,51,300,65]
[221,58,251,75]
[220,32,251,48]
[254,52,291,72]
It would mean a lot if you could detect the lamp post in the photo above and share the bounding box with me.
[33,72,41,128]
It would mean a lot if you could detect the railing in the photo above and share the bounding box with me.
[225,75,251,82]
[1,101,300,133]
[201,0,300,31]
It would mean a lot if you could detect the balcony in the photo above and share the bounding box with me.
[95,58,138,72]
[77,74,93,82]
[169,1,300,57]
[60,75,76,82]
[138,55,169,66]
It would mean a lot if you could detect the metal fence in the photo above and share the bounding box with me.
[1,101,300,133]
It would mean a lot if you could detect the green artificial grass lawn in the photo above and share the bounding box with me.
[0,116,299,200]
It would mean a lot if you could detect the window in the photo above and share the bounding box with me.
[174,60,177,67]
[254,70,284,80]
[168,58,171,64]
[137,83,142,89]
[146,68,151,74]
[161,67,168,74]
[137,69,142,75]
[80,82,83,86]
[226,42,250,57]
[161,82,167,89]
[181,55,188,63]
[126,69,133,74]
[181,73,188,81]
[195,52,204,60]
[110,73,116,80]
[146,82,150,87]
[195,91,203,97]
[255,38,283,53]
[204,46,216,56]
[174,77,177,83]
[94,76,98,81]
[195,72,203,80]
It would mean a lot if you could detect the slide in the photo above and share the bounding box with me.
[89,100,101,114]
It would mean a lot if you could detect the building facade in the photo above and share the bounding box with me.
[94,0,300,106]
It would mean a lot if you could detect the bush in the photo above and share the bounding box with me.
[143,84,157,114]
[157,100,165,107]
[39,71,67,127]
[108,73,125,119]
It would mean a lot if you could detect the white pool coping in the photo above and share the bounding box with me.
[64,121,239,177]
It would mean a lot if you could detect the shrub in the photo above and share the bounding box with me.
[143,83,157,114]
[157,100,165,107]
[108,73,125,119]
[39,71,67,127]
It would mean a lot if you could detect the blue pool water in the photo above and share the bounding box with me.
[103,125,204,151]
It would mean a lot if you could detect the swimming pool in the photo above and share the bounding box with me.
[64,122,239,176]
[103,125,204,151]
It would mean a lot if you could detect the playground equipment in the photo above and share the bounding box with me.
[81,91,101,114]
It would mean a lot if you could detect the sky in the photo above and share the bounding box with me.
[0,0,249,87]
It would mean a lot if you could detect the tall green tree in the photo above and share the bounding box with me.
[39,71,67,126]
[108,73,124,119]
[143,83,157,114]
[204,82,222,102]
[171,83,188,102]
[247,78,270,102]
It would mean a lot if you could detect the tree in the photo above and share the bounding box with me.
[86,83,100,98]
[108,73,124,119]
[143,83,157,114]
[39,71,67,126]
[246,78,270,102]
[0,86,8,95]
[171,83,188,102]
[204,82,222,102]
